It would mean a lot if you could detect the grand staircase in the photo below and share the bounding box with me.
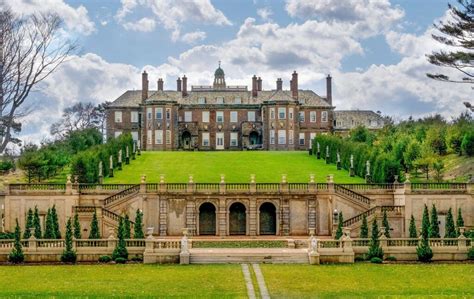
[103,184,140,209]
[334,184,371,209]
[189,248,309,264]
[74,206,135,230]
[343,206,404,229]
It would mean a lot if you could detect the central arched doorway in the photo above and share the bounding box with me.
[181,131,192,150]
[229,202,246,235]
[249,131,261,145]
[199,203,216,235]
[259,202,276,235]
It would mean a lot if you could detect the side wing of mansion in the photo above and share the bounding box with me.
[106,64,384,151]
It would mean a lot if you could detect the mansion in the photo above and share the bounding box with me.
[106,64,384,150]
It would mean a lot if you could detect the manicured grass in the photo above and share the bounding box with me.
[106,151,365,183]
[0,264,246,298]
[261,264,474,298]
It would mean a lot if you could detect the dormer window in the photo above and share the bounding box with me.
[198,97,206,104]
[216,97,224,104]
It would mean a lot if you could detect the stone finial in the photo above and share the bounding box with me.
[281,174,287,183]
[141,174,146,184]
[250,174,255,183]
[66,174,72,184]
[220,174,225,184]
[189,175,194,183]
[309,174,315,183]
[146,227,154,238]
[160,174,165,184]
[327,174,334,183]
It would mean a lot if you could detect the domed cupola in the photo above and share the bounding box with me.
[213,61,226,89]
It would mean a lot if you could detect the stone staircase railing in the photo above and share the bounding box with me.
[74,206,135,228]
[103,184,140,206]
[334,184,371,207]
[343,206,404,227]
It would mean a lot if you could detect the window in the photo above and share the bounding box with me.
[115,111,122,123]
[234,97,241,104]
[166,130,171,145]
[147,130,152,144]
[216,111,224,122]
[147,108,152,120]
[166,108,171,120]
[247,111,255,122]
[278,107,286,119]
[131,131,139,141]
[289,108,294,120]
[270,130,275,145]
[278,130,286,145]
[198,97,206,104]
[131,111,139,123]
[230,111,238,123]
[114,131,122,138]
[230,132,238,146]
[322,111,328,122]
[184,111,192,122]
[202,111,210,123]
[270,108,275,119]
[299,111,305,122]
[288,130,294,145]
[202,132,210,146]
[155,130,163,144]
[216,97,224,104]
[299,133,305,145]
[155,108,162,120]
[310,111,316,122]
[309,133,316,149]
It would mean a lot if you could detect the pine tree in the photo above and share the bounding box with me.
[23,208,34,239]
[112,216,128,261]
[61,217,77,263]
[73,213,81,239]
[51,205,61,239]
[43,208,55,239]
[123,214,131,239]
[417,204,433,262]
[89,209,101,239]
[445,208,457,238]
[360,213,369,238]
[456,208,465,236]
[382,209,391,238]
[33,206,42,239]
[429,204,440,238]
[133,209,144,239]
[367,217,384,259]
[335,212,344,240]
[8,219,24,263]
[409,214,418,246]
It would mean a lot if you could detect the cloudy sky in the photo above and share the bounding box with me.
[8,0,472,147]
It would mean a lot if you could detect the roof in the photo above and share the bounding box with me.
[109,90,143,108]
[214,66,224,77]
[334,110,383,117]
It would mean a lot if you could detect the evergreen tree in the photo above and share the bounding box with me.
[445,208,457,238]
[112,216,128,261]
[409,215,418,238]
[43,208,55,239]
[367,217,384,259]
[8,219,24,263]
[133,209,144,239]
[51,205,61,239]
[33,206,42,239]
[382,209,391,238]
[335,212,344,240]
[360,213,369,238]
[456,208,465,236]
[23,208,34,239]
[61,217,77,263]
[429,204,440,238]
[73,212,81,239]
[417,204,433,262]
[89,209,101,239]
[123,214,131,239]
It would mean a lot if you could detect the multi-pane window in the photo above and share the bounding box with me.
[278,130,286,144]
[299,133,305,145]
[115,111,122,123]
[278,107,286,119]
[216,97,224,104]
[155,130,163,144]
[289,108,294,120]
[166,108,171,120]
[270,108,275,119]
[247,111,255,122]
[155,108,163,120]
[270,130,275,145]
[198,97,206,104]
[230,132,238,146]
[234,97,241,104]
[202,132,210,146]
[166,130,171,145]
[321,111,328,122]
[131,111,139,123]
[147,130,152,144]
[184,111,192,122]
[288,130,294,145]
[202,111,210,123]
[310,111,316,123]
[216,111,224,122]
[114,131,122,138]
[299,111,305,122]
[147,108,152,120]
[230,111,238,123]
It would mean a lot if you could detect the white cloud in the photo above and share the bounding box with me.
[181,31,207,44]
[123,17,156,32]
[115,0,138,22]
[7,0,96,35]
[257,7,273,22]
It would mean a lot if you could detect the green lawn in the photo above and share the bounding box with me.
[261,264,474,298]
[0,264,246,298]
[106,151,365,183]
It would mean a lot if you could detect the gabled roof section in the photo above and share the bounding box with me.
[265,90,295,102]
[146,90,179,102]
[109,90,142,108]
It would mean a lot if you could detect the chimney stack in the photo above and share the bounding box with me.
[252,75,257,97]
[157,78,163,91]
[276,78,283,91]
[291,71,298,99]
[182,75,188,97]
[141,71,149,101]
[326,74,332,106]
[257,77,262,91]
[177,77,182,92]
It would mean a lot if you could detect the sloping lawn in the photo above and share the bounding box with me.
[261,264,474,298]
[106,151,365,183]
[0,264,246,298]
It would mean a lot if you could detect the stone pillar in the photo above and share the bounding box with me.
[140,175,147,193]
[280,174,288,193]
[159,175,166,193]
[66,174,73,195]
[250,174,256,193]
[308,199,317,235]
[187,175,195,193]
[308,174,316,193]
[28,235,37,252]
[98,161,103,184]
[327,174,334,192]
[249,199,257,236]
[218,198,227,236]
[457,228,467,252]
[109,155,114,178]
[281,199,290,236]
[219,174,226,194]
[159,199,168,236]
[186,201,196,236]
[180,229,190,265]
[118,149,123,171]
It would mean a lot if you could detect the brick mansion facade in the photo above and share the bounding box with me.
[106,64,384,151]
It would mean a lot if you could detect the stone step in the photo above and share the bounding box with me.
[189,248,309,264]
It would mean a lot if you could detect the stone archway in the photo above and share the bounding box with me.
[259,202,276,235]
[181,131,192,150]
[199,202,216,235]
[249,131,261,145]
[229,202,246,235]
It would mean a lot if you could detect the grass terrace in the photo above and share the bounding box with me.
[106,151,365,183]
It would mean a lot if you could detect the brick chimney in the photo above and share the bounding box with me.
[182,75,188,97]
[326,74,332,106]
[157,78,163,91]
[276,78,283,91]
[257,77,262,91]
[141,71,149,101]
[252,75,257,97]
[177,77,182,92]
[291,71,298,99]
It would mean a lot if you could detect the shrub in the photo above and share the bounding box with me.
[130,255,143,262]
[115,257,127,264]
[335,212,343,240]
[8,219,24,264]
[134,209,145,239]
[367,217,384,260]
[354,255,366,262]
[370,257,383,264]
[89,209,101,239]
[0,232,15,239]
[417,205,433,262]
[468,248,474,260]
[112,217,128,261]
[61,217,77,264]
[416,244,433,262]
[385,256,397,261]
[98,255,112,263]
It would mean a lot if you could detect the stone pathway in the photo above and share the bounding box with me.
[241,264,256,299]
[252,264,270,299]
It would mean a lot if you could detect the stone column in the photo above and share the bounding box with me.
[140,175,147,193]
[280,174,288,193]
[159,175,166,193]
[308,199,317,235]
[159,199,168,236]
[250,174,256,193]
[249,199,257,236]
[281,199,290,236]
[219,174,226,194]
[66,174,73,195]
[218,198,227,236]
[187,175,195,193]
[308,174,316,193]
[186,201,196,236]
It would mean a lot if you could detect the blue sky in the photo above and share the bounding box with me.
[7,0,472,146]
